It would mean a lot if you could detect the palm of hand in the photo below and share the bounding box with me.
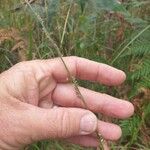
[2,60,57,108]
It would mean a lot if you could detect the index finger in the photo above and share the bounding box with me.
[47,56,126,86]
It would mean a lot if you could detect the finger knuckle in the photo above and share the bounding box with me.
[58,109,72,138]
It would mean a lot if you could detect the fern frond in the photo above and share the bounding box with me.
[138,77,150,88]
[122,41,150,57]
[120,115,142,145]
[129,59,150,81]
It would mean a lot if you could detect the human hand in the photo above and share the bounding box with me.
[0,56,134,149]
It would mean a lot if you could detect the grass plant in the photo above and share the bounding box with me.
[0,0,150,149]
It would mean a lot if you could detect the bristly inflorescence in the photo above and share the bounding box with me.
[25,0,106,149]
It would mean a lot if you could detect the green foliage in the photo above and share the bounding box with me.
[0,0,150,149]
[123,41,150,56]
[120,115,142,146]
[95,0,124,11]
[47,0,60,25]
[130,59,150,82]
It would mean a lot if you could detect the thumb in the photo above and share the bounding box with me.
[24,106,97,142]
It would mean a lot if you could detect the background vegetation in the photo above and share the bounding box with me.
[0,0,150,149]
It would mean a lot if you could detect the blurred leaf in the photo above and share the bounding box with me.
[95,0,124,11]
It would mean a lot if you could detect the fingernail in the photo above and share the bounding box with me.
[80,114,97,135]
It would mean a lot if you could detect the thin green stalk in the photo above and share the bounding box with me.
[111,24,150,65]
[60,1,73,48]
[25,1,105,149]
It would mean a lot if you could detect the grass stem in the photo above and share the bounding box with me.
[25,0,105,149]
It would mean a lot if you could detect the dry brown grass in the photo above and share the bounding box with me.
[0,28,28,61]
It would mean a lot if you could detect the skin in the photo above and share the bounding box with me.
[0,56,134,150]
